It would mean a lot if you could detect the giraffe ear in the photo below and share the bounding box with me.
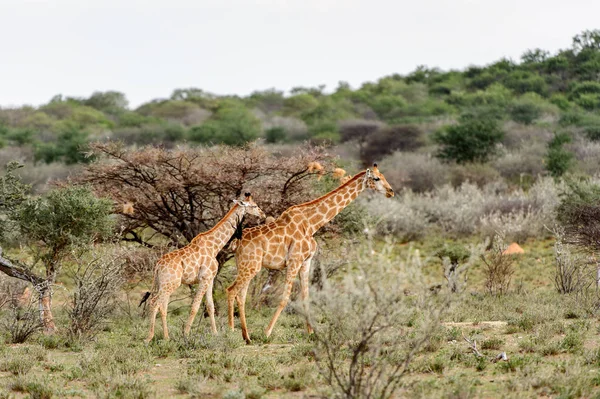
[232,199,241,205]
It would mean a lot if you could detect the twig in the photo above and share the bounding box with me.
[462,333,484,358]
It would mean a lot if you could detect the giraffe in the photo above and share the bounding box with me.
[144,193,265,343]
[227,164,395,343]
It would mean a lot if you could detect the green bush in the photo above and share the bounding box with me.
[545,132,573,177]
[434,119,504,164]
[34,125,91,165]
[265,126,287,143]
[583,124,600,141]
[188,103,261,146]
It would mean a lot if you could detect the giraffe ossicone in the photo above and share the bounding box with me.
[143,193,265,343]
[227,164,395,344]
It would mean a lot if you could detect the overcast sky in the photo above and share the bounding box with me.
[1,0,599,109]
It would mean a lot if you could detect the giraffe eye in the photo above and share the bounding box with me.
[373,177,380,181]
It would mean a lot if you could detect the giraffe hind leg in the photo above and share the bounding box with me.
[144,294,160,344]
[205,279,217,334]
[265,260,302,338]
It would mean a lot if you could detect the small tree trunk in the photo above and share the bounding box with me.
[0,249,57,333]
[39,286,56,333]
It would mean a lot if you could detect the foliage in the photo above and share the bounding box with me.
[361,125,424,165]
[0,173,114,332]
[35,124,92,165]
[434,119,504,164]
[188,102,261,146]
[545,132,573,177]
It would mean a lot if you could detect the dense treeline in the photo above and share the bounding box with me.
[1,30,600,172]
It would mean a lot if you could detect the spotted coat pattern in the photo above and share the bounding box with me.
[145,195,265,343]
[227,166,395,343]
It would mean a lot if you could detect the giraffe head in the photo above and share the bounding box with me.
[365,163,394,198]
[233,193,266,219]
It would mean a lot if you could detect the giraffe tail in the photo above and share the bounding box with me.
[139,265,160,307]
[138,291,151,307]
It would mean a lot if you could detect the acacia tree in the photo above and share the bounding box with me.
[0,162,114,332]
[76,142,332,263]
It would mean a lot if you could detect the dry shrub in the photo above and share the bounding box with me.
[365,177,561,241]
[382,152,448,193]
[76,142,332,252]
[478,208,546,243]
[66,248,126,340]
[0,300,44,344]
[448,163,501,188]
[501,122,553,149]
[571,137,600,176]
[305,240,450,399]
[0,273,29,310]
[359,195,429,241]
[493,143,546,182]
[553,228,589,294]
[480,235,515,295]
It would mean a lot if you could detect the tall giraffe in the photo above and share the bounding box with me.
[227,164,394,343]
[144,193,265,343]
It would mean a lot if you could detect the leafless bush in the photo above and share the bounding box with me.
[304,240,450,399]
[553,228,589,294]
[480,234,515,295]
[76,142,331,256]
[436,242,485,294]
[66,249,125,340]
[0,301,44,344]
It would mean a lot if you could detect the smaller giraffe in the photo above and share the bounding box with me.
[144,193,265,343]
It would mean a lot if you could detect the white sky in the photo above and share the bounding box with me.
[1,0,599,109]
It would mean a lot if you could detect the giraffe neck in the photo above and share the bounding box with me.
[191,204,245,255]
[301,171,366,235]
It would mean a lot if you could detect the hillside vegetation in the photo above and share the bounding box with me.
[2,30,600,398]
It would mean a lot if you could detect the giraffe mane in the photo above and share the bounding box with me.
[192,204,241,240]
[291,170,367,209]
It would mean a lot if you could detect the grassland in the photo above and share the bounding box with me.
[2,236,600,398]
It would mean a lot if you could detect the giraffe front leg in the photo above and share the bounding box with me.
[226,281,240,331]
[236,283,252,344]
[184,278,210,337]
[265,262,302,338]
